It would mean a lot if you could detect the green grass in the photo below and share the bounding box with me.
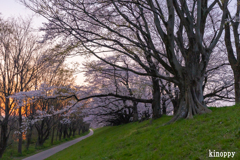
[2,130,90,160]
[47,105,240,160]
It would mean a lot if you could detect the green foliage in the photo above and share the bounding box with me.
[48,105,240,160]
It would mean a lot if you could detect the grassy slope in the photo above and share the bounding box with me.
[47,105,240,160]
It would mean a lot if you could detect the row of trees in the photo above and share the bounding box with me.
[1,0,239,157]
[15,0,237,116]
[81,51,234,125]
[7,0,237,124]
[0,17,89,158]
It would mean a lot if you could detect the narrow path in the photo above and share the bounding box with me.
[22,129,94,160]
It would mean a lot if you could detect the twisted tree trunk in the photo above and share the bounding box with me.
[169,68,212,123]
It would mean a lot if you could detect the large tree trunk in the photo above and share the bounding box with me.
[152,77,161,119]
[234,71,240,104]
[172,83,180,115]
[224,11,240,104]
[169,75,212,123]
[172,98,180,115]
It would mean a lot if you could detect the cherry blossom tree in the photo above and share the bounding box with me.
[0,16,50,156]
[83,55,153,124]
[0,16,16,157]
[19,0,230,122]
[0,14,77,155]
[83,52,234,125]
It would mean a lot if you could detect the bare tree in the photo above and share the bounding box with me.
[0,14,74,155]
[203,50,235,105]
[10,17,49,154]
[0,16,23,157]
[83,55,153,122]
[224,0,240,103]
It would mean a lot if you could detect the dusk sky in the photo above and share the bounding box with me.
[0,0,86,85]
[0,0,47,28]
[0,0,32,16]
